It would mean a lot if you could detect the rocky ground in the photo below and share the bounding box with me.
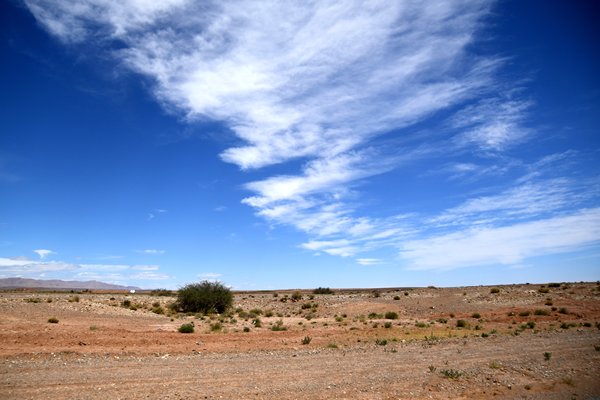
[1,282,599,399]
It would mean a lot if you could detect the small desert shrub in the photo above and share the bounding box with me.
[26,298,41,303]
[525,384,532,390]
[385,311,399,320]
[489,361,500,369]
[152,302,160,307]
[151,289,173,296]
[594,344,600,352]
[534,309,549,316]
[415,321,429,328]
[47,317,59,324]
[210,322,222,332]
[563,377,575,387]
[313,287,334,294]
[548,283,561,288]
[175,281,233,314]
[152,306,164,314]
[538,287,549,293]
[368,312,383,319]
[291,291,302,301]
[372,290,381,298]
[243,327,250,333]
[471,313,481,319]
[69,296,80,303]
[544,352,551,361]
[271,319,287,331]
[327,343,338,349]
[301,303,313,310]
[545,299,553,306]
[518,310,531,317]
[375,338,388,346]
[384,322,392,329]
[558,307,568,314]
[178,323,194,333]
[393,295,401,300]
[121,299,131,308]
[428,365,437,373]
[490,287,500,294]
[436,318,448,324]
[456,319,467,328]
[252,318,262,327]
[440,369,462,379]
[481,332,489,338]
[335,315,344,322]
[249,308,263,315]
[301,336,312,345]
[46,298,52,303]
[525,321,536,329]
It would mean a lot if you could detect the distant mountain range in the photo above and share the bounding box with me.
[0,277,140,291]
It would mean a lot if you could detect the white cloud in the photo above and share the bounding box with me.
[0,257,169,282]
[453,97,532,151]
[197,272,222,279]
[33,249,55,259]
[400,208,600,270]
[356,258,383,266]
[137,249,165,255]
[429,178,579,227]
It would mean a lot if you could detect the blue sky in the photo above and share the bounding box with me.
[1,0,599,290]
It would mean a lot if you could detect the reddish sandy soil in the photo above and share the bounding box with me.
[1,283,599,399]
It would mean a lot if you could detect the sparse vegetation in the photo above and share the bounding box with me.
[47,317,59,323]
[558,307,568,314]
[150,289,173,296]
[178,323,195,333]
[518,310,530,317]
[291,291,302,301]
[534,309,549,316]
[384,311,398,320]
[415,321,429,328]
[375,338,387,346]
[313,287,334,294]
[243,327,250,333]
[471,313,481,318]
[440,369,462,379]
[490,287,500,294]
[544,352,551,361]
[271,319,287,331]
[210,322,222,332]
[175,281,233,314]
[302,336,312,345]
[456,319,467,328]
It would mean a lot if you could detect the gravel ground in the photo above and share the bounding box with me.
[1,283,599,399]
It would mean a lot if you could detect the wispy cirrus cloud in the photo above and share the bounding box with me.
[401,208,600,270]
[0,256,170,283]
[136,249,165,255]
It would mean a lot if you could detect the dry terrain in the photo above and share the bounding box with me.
[1,283,599,399]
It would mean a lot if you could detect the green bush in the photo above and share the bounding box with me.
[490,287,500,294]
[175,281,233,314]
[471,313,481,318]
[178,323,194,333]
[151,288,173,296]
[313,287,334,294]
[456,319,467,328]
[47,317,59,324]
[385,311,399,320]
[302,336,312,345]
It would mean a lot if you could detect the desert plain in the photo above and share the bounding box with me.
[1,282,599,399]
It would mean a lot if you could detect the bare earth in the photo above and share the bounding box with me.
[1,283,599,399]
